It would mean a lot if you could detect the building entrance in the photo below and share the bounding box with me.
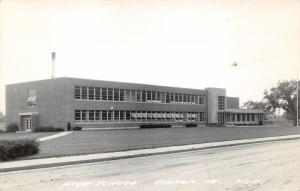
[23,116,32,131]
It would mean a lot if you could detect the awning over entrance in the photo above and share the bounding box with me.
[19,112,39,116]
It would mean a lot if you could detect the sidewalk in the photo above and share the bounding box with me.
[1,134,300,173]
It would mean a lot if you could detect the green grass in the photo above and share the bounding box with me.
[0,132,58,141]
[25,126,300,159]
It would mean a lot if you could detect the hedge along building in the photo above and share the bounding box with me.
[5,77,264,131]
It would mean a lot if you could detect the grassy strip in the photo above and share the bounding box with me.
[0,139,40,161]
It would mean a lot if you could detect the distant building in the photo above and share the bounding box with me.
[5,77,264,131]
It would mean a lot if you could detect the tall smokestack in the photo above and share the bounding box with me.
[51,52,56,79]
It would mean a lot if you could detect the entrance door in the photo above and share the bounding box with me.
[23,116,32,131]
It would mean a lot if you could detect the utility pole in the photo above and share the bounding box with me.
[297,72,299,127]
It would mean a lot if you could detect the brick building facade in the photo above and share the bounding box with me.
[5,77,264,131]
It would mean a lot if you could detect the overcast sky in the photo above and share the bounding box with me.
[0,0,300,114]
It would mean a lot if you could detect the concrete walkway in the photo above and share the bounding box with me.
[36,131,73,142]
[1,134,300,173]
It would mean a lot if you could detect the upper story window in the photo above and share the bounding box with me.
[74,85,207,105]
[75,86,81,99]
[88,87,95,100]
[218,96,225,110]
[27,89,37,107]
[199,96,206,104]
[81,87,87,100]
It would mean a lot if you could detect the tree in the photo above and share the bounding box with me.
[0,111,4,123]
[264,80,299,124]
[67,121,71,131]
[241,100,271,112]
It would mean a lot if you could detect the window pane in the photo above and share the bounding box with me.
[95,110,100,121]
[136,90,141,102]
[175,93,178,102]
[126,111,131,120]
[120,89,125,101]
[195,95,199,104]
[179,94,183,102]
[102,110,107,121]
[95,88,100,100]
[199,96,205,104]
[114,110,119,121]
[89,110,95,121]
[191,95,195,104]
[114,89,120,101]
[161,92,166,103]
[147,91,151,101]
[170,93,174,102]
[125,90,131,101]
[142,91,146,102]
[82,87,87,100]
[108,88,113,101]
[82,110,87,121]
[187,94,191,103]
[152,91,156,101]
[120,110,125,121]
[88,87,95,100]
[218,96,225,110]
[75,110,81,121]
[157,92,161,102]
[183,94,187,103]
[108,110,113,121]
[75,86,81,99]
[166,92,170,103]
[102,88,107,100]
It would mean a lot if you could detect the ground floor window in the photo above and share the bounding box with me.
[75,110,207,123]
[217,112,225,124]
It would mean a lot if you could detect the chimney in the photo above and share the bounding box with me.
[51,52,56,79]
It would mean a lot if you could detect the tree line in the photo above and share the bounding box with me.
[242,80,299,125]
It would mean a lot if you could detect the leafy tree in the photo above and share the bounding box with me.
[264,80,299,124]
[0,111,4,123]
[241,100,271,112]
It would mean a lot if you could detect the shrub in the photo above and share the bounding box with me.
[34,126,65,132]
[185,123,198,128]
[67,122,72,131]
[72,126,82,131]
[0,139,39,161]
[6,123,19,132]
[53,127,65,132]
[206,123,218,127]
[33,126,54,132]
[140,124,172,129]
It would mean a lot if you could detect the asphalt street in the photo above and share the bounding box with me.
[1,139,300,191]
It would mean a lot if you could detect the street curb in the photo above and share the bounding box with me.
[1,134,300,173]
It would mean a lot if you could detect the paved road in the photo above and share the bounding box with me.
[1,139,300,191]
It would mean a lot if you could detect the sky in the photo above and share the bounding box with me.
[0,0,300,114]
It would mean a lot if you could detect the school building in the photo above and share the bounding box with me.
[5,77,264,131]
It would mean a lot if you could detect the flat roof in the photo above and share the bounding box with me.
[225,109,264,113]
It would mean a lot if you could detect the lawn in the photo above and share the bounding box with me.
[27,126,300,159]
[0,132,57,141]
